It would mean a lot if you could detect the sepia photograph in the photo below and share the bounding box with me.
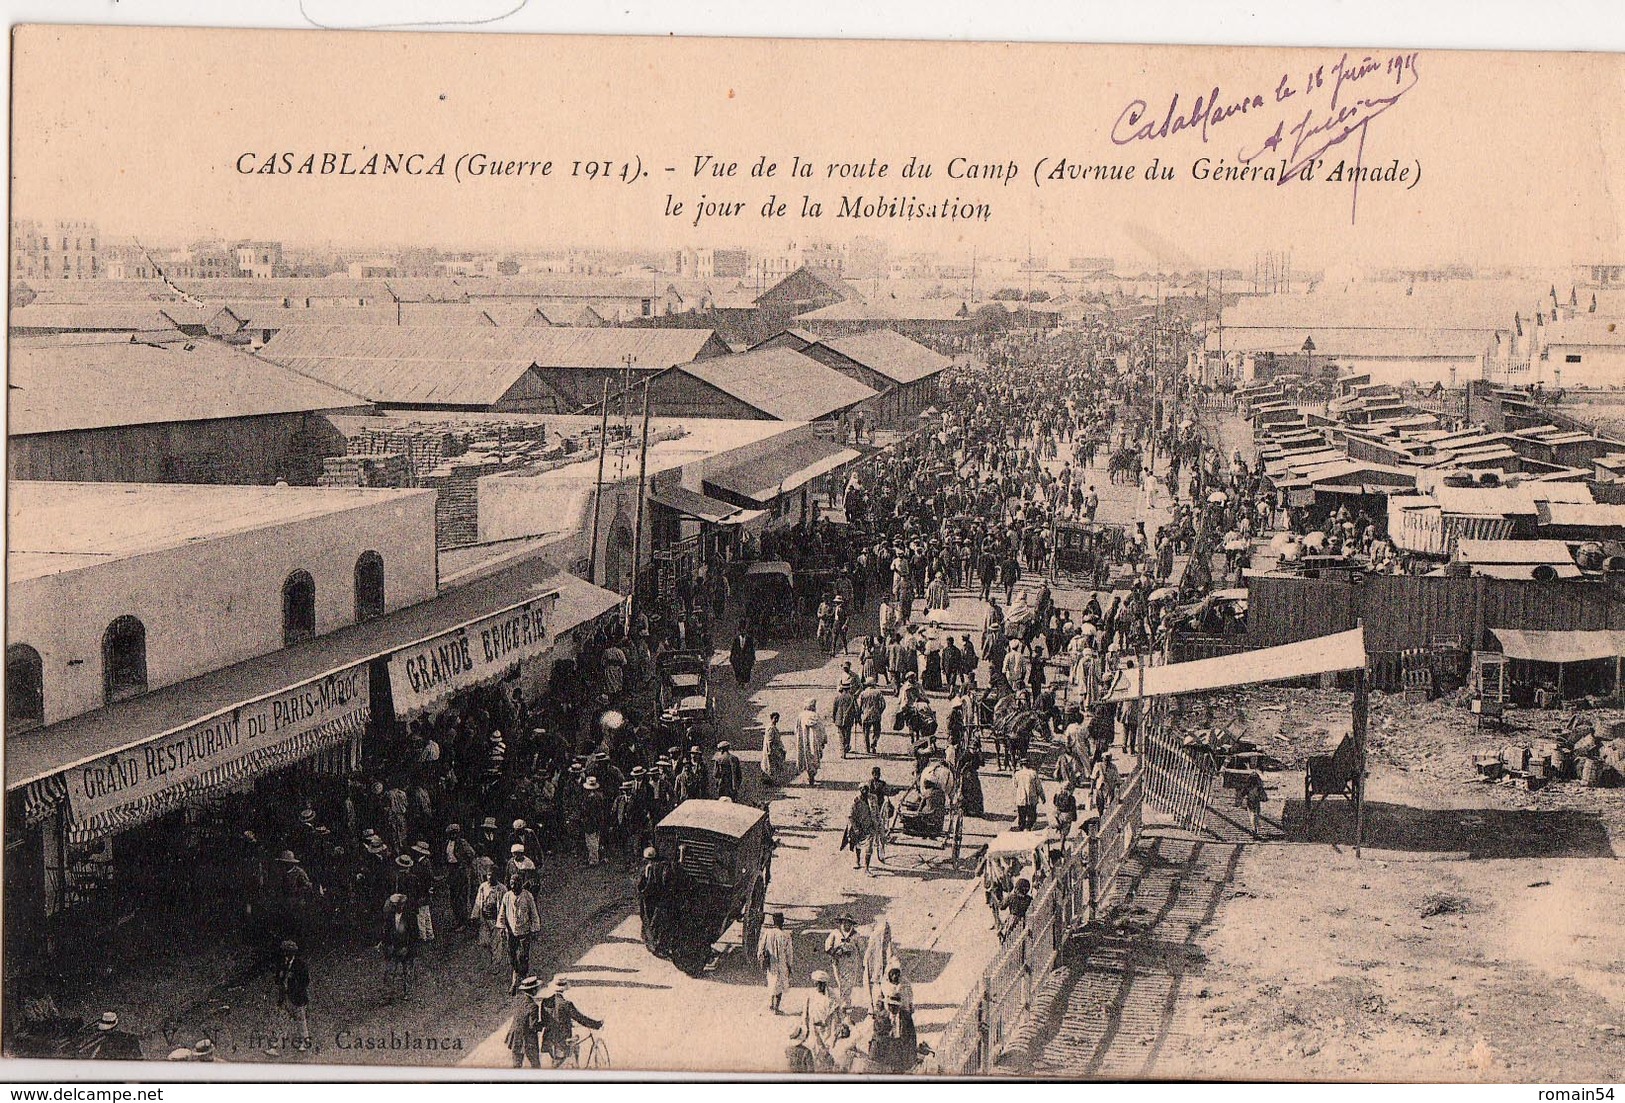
[3,16,1625,1086]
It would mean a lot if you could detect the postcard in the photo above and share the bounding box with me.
[6,24,1624,1083]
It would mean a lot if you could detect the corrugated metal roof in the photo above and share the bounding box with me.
[270,355,537,407]
[674,348,876,421]
[10,304,184,332]
[259,324,720,369]
[9,335,369,435]
[815,329,953,383]
[648,484,741,523]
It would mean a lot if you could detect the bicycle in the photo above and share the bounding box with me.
[556,1029,611,1069]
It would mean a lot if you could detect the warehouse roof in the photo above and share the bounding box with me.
[814,329,954,383]
[267,355,539,407]
[672,348,877,421]
[798,298,968,323]
[10,303,189,332]
[258,324,723,368]
[9,334,369,435]
[1209,326,1495,358]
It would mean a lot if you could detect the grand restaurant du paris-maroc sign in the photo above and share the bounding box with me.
[68,665,371,824]
[387,590,560,717]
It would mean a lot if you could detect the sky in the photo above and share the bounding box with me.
[11,27,1624,271]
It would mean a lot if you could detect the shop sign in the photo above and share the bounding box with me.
[67,665,370,822]
[388,592,559,716]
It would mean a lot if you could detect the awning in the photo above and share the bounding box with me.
[704,437,862,506]
[6,554,582,792]
[388,591,560,718]
[1101,627,1367,703]
[648,483,741,524]
[1490,629,1625,665]
[719,508,768,528]
[65,678,370,845]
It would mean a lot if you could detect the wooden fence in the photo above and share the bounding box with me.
[936,771,1145,1076]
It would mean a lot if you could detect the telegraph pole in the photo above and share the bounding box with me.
[587,377,611,585]
[625,379,653,634]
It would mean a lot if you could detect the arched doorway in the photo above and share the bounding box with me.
[6,644,44,730]
[354,551,385,622]
[102,616,148,704]
[282,570,317,645]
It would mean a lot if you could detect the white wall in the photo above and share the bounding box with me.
[1542,344,1625,388]
[9,490,439,727]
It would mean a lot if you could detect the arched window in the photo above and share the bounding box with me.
[7,644,44,729]
[102,617,148,704]
[282,570,316,645]
[354,552,385,623]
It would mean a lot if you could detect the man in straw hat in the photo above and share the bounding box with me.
[83,1011,143,1061]
[537,976,603,1068]
[504,976,544,1067]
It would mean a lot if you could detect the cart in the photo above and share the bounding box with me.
[739,561,797,639]
[656,650,715,735]
[884,753,965,868]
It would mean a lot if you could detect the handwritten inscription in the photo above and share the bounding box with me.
[1110,50,1422,220]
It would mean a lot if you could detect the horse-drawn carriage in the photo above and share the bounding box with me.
[1053,521,1128,577]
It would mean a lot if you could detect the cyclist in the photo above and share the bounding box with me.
[537,976,603,1068]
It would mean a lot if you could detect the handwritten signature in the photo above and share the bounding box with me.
[1112,51,1422,221]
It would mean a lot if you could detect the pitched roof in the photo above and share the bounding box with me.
[814,329,953,383]
[267,356,538,407]
[10,303,186,332]
[258,324,721,368]
[9,334,369,435]
[672,348,877,421]
[798,298,969,323]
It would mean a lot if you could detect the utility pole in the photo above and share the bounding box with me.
[617,354,635,479]
[587,377,611,586]
[625,379,653,635]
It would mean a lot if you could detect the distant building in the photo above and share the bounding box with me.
[12,218,100,280]
[233,240,286,278]
[348,258,400,279]
[8,333,366,484]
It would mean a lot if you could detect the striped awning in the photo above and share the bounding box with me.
[66,708,367,846]
[20,774,67,827]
